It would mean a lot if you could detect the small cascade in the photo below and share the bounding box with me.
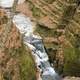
[13,13,61,80]
[0,0,61,80]
[0,0,25,8]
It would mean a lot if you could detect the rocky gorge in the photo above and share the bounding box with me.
[0,0,80,80]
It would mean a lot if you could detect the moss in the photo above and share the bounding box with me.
[63,45,80,76]
[32,6,43,18]
[44,0,55,4]
[63,25,80,76]
[35,25,56,37]
[63,61,80,76]
[16,45,36,80]
[4,44,36,80]
[29,2,45,19]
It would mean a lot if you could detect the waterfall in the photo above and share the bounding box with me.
[0,0,61,79]
[13,13,61,80]
[0,0,25,8]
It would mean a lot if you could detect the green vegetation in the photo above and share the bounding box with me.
[28,1,45,19]
[63,42,80,76]
[18,45,36,80]
[26,0,80,77]
[31,6,43,19]
[35,24,57,37]
[4,44,36,80]
[44,0,55,4]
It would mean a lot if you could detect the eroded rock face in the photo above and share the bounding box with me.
[0,0,80,79]
[16,0,80,76]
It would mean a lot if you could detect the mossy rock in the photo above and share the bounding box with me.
[63,46,80,76]
[35,24,56,37]
[44,0,55,4]
[0,44,36,80]
[63,61,80,76]
[15,44,36,80]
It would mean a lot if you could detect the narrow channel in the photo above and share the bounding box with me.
[0,0,61,80]
[13,13,61,80]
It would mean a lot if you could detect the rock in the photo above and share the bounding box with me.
[63,77,80,80]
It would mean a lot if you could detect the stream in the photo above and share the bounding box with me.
[13,13,60,80]
[0,1,60,80]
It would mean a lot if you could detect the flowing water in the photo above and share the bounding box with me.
[0,1,61,79]
[13,13,61,80]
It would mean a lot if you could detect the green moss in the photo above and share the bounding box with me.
[2,42,36,80]
[32,7,42,18]
[63,61,80,76]
[29,3,45,19]
[64,47,76,61]
[44,0,55,4]
[5,44,36,80]
[17,45,36,80]
[63,45,80,76]
[35,25,56,37]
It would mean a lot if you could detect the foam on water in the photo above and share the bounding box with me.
[12,13,61,80]
[13,13,33,35]
[0,2,61,78]
[0,0,25,8]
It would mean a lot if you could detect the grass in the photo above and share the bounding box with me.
[5,43,36,80]
[44,0,55,4]
[35,25,57,37]
[28,1,45,19]
[16,44,36,80]
[63,44,80,76]
[31,6,43,19]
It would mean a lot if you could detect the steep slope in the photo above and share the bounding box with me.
[16,0,80,76]
[0,9,36,80]
[0,0,80,80]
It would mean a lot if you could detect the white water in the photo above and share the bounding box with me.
[1,1,60,79]
[0,0,25,8]
[13,14,33,36]
[13,13,60,80]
